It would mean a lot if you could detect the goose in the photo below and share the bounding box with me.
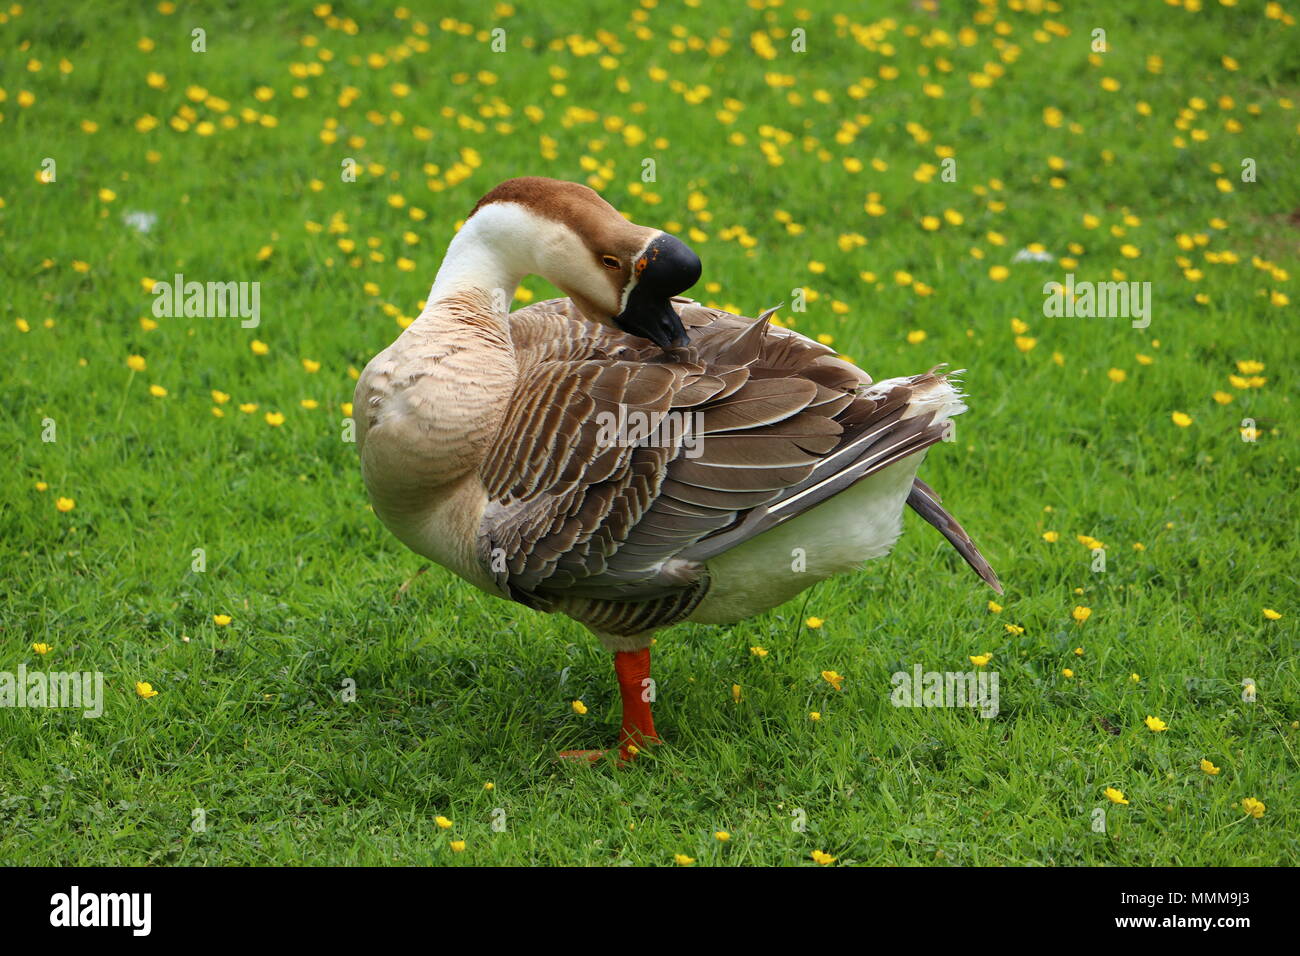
[355,176,1001,762]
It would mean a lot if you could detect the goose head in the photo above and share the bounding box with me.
[461,177,701,350]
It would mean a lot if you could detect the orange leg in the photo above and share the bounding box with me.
[558,648,659,765]
[615,647,658,760]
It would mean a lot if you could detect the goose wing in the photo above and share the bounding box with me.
[478,298,993,632]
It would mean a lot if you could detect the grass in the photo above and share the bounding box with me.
[1,0,1297,866]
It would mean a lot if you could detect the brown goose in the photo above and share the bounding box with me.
[355,177,1000,762]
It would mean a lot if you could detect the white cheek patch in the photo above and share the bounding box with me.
[619,230,662,313]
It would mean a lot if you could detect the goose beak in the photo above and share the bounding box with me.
[613,233,701,351]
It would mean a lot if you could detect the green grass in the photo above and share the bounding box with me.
[2,0,1297,865]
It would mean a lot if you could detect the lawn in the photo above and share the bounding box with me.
[1,0,1297,866]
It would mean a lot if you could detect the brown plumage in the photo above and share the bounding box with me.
[471,297,1000,638]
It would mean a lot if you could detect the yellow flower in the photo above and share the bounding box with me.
[484,782,494,790]
[988,265,1009,281]
[449,840,466,852]
[906,329,927,344]
[1213,391,1234,405]
[1104,787,1128,805]
[1107,368,1127,383]
[56,497,76,513]
[1171,411,1193,427]
[809,712,821,721]
[1072,606,1092,624]
[1235,359,1265,375]
[731,683,742,702]
[264,411,285,427]
[749,646,768,657]
[301,358,321,373]
[213,614,232,626]
[435,816,453,829]
[127,354,147,372]
[805,616,823,629]
[1200,758,1220,775]
[821,670,845,691]
[1074,647,1084,656]
[1042,531,1060,543]
[1262,608,1281,620]
[810,850,836,865]
[571,699,588,715]
[970,653,992,667]
[98,188,117,203]
[1129,673,1140,683]
[250,340,270,356]
[987,601,1002,614]
[135,681,159,699]
[714,831,731,842]
[1241,797,1265,819]
[1014,336,1037,352]
[1144,715,1168,732]
[1004,624,1024,635]
[149,384,167,397]
[32,643,52,655]
[674,853,696,866]
[35,481,48,492]
[239,403,258,414]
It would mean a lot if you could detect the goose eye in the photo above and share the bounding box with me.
[600,254,621,270]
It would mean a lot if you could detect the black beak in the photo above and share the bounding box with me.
[613,233,701,351]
